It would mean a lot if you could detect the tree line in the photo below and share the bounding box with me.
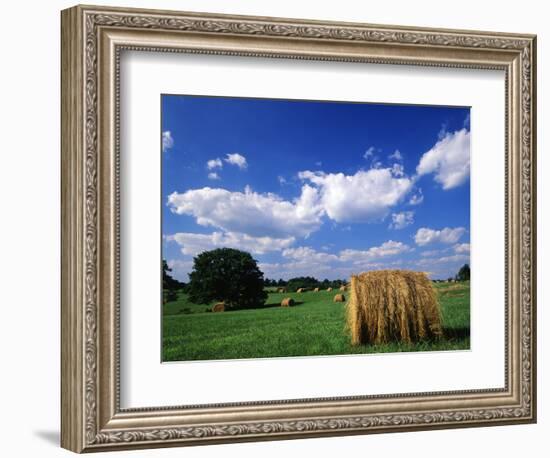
[163,247,471,309]
[262,276,347,291]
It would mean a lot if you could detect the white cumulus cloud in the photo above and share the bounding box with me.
[282,246,339,263]
[415,227,466,246]
[258,240,414,280]
[389,149,402,161]
[207,172,220,180]
[259,260,344,281]
[416,128,470,189]
[409,190,424,205]
[454,243,470,254]
[339,240,412,264]
[391,163,405,177]
[298,168,413,223]
[420,249,445,257]
[167,185,324,239]
[166,259,193,282]
[389,211,414,229]
[417,253,469,266]
[206,158,223,170]
[224,153,247,169]
[363,146,376,159]
[162,131,174,152]
[168,231,295,256]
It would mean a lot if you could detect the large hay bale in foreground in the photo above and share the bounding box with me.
[334,293,346,303]
[212,302,225,312]
[281,297,295,307]
[347,270,442,345]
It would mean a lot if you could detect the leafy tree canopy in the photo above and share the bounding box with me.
[187,248,267,309]
[456,264,470,282]
[163,260,185,291]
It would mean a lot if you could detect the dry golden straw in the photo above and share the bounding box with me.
[347,270,442,345]
[212,302,225,312]
[281,297,295,307]
[334,294,346,302]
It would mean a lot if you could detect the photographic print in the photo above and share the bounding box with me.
[161,95,471,362]
[61,7,536,450]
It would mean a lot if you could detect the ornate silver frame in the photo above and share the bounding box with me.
[61,4,537,453]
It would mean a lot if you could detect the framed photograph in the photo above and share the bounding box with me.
[61,4,537,453]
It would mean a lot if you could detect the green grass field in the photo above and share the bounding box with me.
[162,282,470,362]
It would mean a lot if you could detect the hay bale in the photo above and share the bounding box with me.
[277,287,285,293]
[211,302,225,313]
[347,270,442,345]
[281,297,295,307]
[313,287,320,292]
[334,293,346,303]
[339,285,346,291]
[326,287,333,292]
[296,288,304,293]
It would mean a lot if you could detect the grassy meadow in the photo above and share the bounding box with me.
[162,281,470,362]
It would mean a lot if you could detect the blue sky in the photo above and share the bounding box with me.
[161,95,470,281]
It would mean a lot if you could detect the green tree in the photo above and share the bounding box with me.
[456,264,470,282]
[162,260,174,288]
[286,276,319,292]
[165,289,178,303]
[162,260,184,303]
[187,248,267,309]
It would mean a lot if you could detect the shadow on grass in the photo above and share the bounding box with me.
[237,300,305,311]
[166,301,306,316]
[443,326,470,340]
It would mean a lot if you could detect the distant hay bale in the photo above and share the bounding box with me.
[339,285,346,291]
[347,270,442,345]
[212,302,225,313]
[326,287,333,292]
[296,288,304,293]
[313,287,320,292]
[281,297,295,307]
[277,287,285,293]
[334,293,346,303]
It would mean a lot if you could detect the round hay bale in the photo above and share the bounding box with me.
[313,287,320,292]
[277,287,285,293]
[296,288,304,293]
[334,293,345,303]
[211,302,225,313]
[339,285,346,291]
[281,297,295,307]
[347,270,442,345]
[326,287,333,292]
